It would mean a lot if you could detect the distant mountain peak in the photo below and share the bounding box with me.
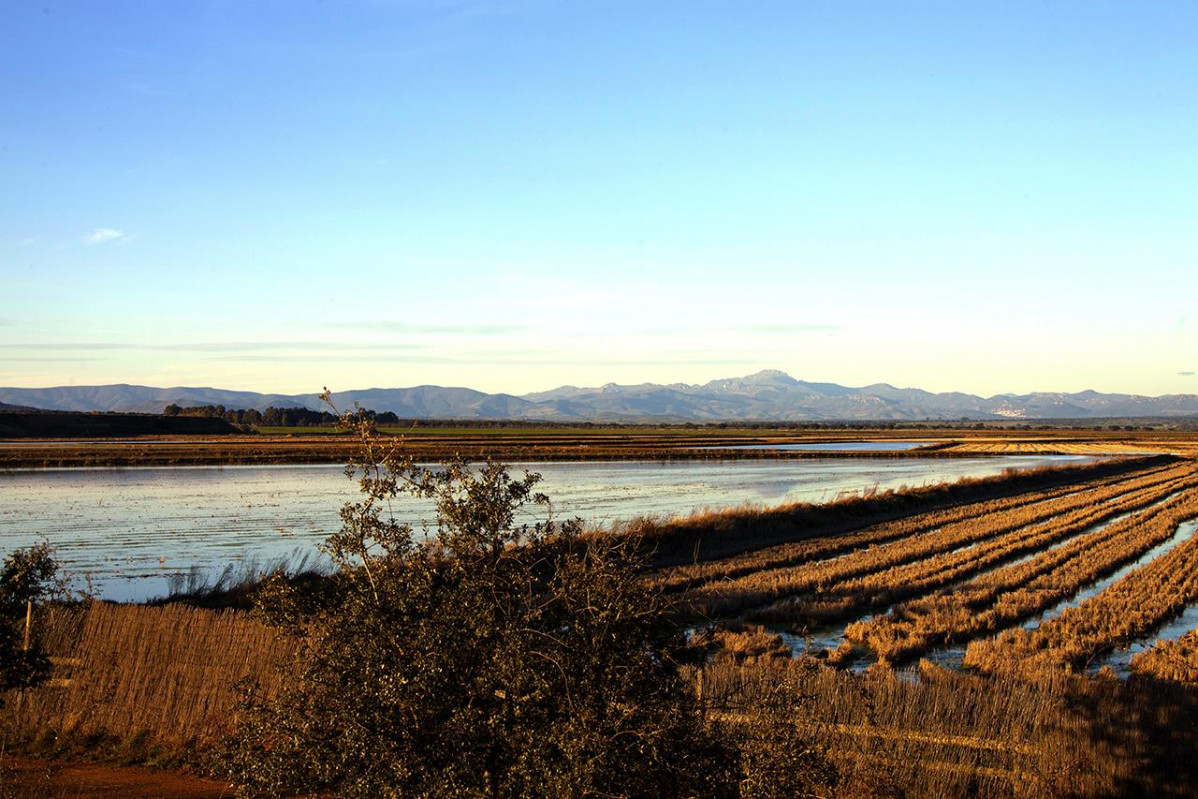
[2,372,1197,422]
[743,369,798,383]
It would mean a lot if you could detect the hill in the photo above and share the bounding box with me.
[2,371,1197,422]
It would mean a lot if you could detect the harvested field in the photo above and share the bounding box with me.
[1132,627,1198,683]
[638,454,1171,570]
[652,458,1179,591]
[637,438,1198,686]
[667,460,1194,622]
[0,424,1185,467]
[849,486,1198,664]
[964,516,1198,676]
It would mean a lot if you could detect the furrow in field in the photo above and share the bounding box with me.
[654,460,1177,594]
[1129,618,1198,683]
[749,473,1196,627]
[1086,522,1198,677]
[1018,519,1198,633]
[964,516,1198,676]
[845,486,1198,665]
[682,464,1195,620]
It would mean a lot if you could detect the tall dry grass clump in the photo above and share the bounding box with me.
[850,486,1198,664]
[689,638,1198,798]
[694,656,1132,798]
[633,455,1172,570]
[1,601,290,749]
[965,517,1198,676]
[1132,628,1198,683]
[685,463,1194,622]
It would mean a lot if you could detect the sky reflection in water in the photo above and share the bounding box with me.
[0,455,1085,601]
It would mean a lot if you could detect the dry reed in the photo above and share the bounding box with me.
[685,463,1193,621]
[1,601,293,749]
[1131,627,1198,683]
[850,486,1198,663]
[693,656,1181,798]
[965,513,1198,675]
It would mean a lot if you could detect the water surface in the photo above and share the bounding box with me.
[701,441,937,452]
[0,454,1084,601]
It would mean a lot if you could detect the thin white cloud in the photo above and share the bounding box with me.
[0,341,429,353]
[1180,371,1195,377]
[0,343,127,351]
[0,357,98,363]
[84,228,128,245]
[337,322,526,335]
[746,324,838,334]
[212,354,456,363]
[158,341,429,352]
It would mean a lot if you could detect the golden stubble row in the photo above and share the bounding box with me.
[752,470,1197,626]
[1130,627,1198,683]
[848,486,1198,664]
[683,463,1195,620]
[654,460,1177,594]
[964,513,1198,676]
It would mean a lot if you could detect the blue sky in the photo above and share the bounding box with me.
[2,1,1195,397]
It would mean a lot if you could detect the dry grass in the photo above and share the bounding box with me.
[1,602,292,750]
[679,462,1192,622]
[965,513,1198,676]
[849,485,1198,664]
[1132,628,1198,683]
[694,655,1198,798]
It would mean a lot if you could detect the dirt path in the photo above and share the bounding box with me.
[1,756,232,798]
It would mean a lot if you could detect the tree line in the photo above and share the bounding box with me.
[162,404,401,428]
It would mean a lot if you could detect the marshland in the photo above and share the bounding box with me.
[5,425,1198,796]
[9,0,1198,794]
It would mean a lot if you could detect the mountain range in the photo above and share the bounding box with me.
[3,370,1198,422]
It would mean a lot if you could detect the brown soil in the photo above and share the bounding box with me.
[0,755,231,798]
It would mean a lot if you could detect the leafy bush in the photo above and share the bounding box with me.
[224,409,738,797]
[0,543,60,698]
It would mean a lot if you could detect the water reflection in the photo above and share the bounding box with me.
[1087,520,1198,677]
[0,455,1084,601]
[701,441,937,452]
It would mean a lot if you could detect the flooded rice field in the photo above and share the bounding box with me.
[1087,519,1198,675]
[702,440,938,452]
[0,454,1083,601]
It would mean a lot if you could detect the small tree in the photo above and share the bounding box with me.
[225,404,737,797]
[0,543,60,700]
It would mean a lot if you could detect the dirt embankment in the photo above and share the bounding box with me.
[1,755,231,798]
